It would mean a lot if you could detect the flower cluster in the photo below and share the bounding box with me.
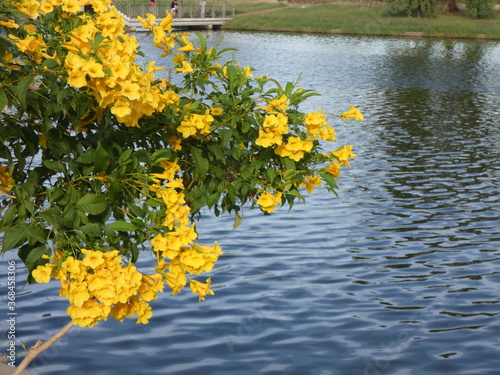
[32,249,162,327]
[324,145,358,179]
[5,0,181,128]
[254,96,362,213]
[256,113,289,148]
[150,160,222,301]
[177,110,214,139]
[63,8,179,127]
[304,109,336,142]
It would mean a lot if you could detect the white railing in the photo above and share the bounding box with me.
[114,2,234,19]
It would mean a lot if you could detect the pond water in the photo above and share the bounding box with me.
[3,31,500,375]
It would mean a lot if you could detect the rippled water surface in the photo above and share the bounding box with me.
[3,32,500,375]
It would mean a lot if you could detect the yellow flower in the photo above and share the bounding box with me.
[177,111,213,138]
[0,166,15,191]
[61,256,84,275]
[259,95,288,113]
[68,282,91,307]
[175,61,193,74]
[153,160,181,181]
[0,20,19,29]
[331,145,357,167]
[302,175,322,194]
[179,248,206,274]
[137,16,153,29]
[243,66,253,78]
[109,302,134,322]
[325,161,341,178]
[133,299,153,324]
[178,42,194,52]
[138,274,164,301]
[255,129,282,148]
[39,0,54,14]
[168,136,182,151]
[189,278,214,301]
[304,109,336,141]
[211,107,223,116]
[14,0,39,19]
[274,137,313,162]
[340,105,364,121]
[81,249,105,269]
[178,33,194,52]
[165,269,187,295]
[111,99,132,119]
[67,298,110,327]
[160,12,173,31]
[32,265,53,283]
[38,135,48,149]
[84,59,105,78]
[86,269,112,292]
[120,81,141,100]
[67,69,87,88]
[62,0,81,13]
[257,191,282,214]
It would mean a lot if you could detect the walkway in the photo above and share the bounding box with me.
[115,3,234,31]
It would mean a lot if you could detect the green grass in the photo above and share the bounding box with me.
[223,3,500,39]
[233,1,287,15]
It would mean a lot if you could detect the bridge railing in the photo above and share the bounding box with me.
[114,2,234,19]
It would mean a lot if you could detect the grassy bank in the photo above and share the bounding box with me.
[223,2,500,40]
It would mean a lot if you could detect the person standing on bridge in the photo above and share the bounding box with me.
[149,0,155,15]
[170,0,179,18]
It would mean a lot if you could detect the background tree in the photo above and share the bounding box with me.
[387,0,437,17]
[442,0,460,13]
[465,0,496,18]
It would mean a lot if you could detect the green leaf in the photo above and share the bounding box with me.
[118,148,133,165]
[2,226,27,252]
[43,160,66,173]
[191,146,209,175]
[80,223,102,237]
[39,207,63,227]
[321,172,339,194]
[0,88,7,110]
[286,189,305,202]
[283,158,296,171]
[25,225,46,245]
[207,192,221,207]
[233,210,243,230]
[76,148,95,164]
[94,142,110,172]
[76,194,108,215]
[145,198,163,207]
[230,146,242,161]
[25,246,50,270]
[108,220,137,231]
[14,75,34,109]
[208,144,226,162]
[219,128,232,147]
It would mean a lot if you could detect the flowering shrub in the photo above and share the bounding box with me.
[0,0,361,328]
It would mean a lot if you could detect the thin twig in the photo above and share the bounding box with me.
[13,321,75,375]
[0,191,15,199]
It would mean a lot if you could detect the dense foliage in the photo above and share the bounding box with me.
[0,0,361,328]
[387,0,437,17]
[465,0,496,18]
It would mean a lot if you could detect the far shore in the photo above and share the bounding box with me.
[222,1,500,40]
